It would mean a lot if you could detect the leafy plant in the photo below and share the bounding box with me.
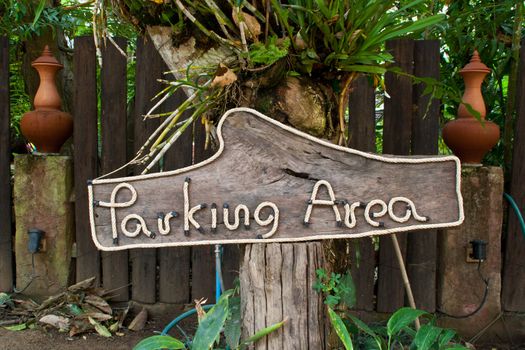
[314,268,356,309]
[133,288,285,350]
[328,307,469,350]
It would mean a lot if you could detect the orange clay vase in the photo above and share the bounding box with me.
[442,50,499,164]
[20,46,73,153]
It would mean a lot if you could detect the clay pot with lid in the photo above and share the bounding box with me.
[442,50,499,164]
[20,46,73,153]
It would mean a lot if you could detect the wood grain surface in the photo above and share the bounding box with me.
[89,109,463,250]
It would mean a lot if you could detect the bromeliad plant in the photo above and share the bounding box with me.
[133,288,285,350]
[96,0,444,173]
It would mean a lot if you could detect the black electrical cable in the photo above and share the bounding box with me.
[437,260,489,319]
[12,254,40,294]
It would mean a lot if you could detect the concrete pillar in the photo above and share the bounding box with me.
[437,166,503,338]
[14,154,74,297]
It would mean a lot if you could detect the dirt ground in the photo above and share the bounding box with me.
[1,325,524,350]
[0,316,168,350]
[0,312,524,350]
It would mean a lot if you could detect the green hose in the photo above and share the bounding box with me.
[504,193,525,239]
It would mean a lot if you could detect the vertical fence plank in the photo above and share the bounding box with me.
[347,74,376,311]
[131,37,162,303]
[222,244,240,290]
[502,40,525,311]
[0,36,13,292]
[100,38,129,301]
[74,36,100,283]
[158,88,193,304]
[377,39,414,313]
[408,40,440,312]
[192,118,217,302]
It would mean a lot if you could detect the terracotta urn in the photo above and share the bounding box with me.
[442,50,499,164]
[20,46,73,153]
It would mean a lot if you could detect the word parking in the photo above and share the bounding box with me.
[93,177,429,246]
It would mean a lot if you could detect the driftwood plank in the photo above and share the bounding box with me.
[407,40,440,312]
[89,109,462,250]
[347,74,376,311]
[100,37,129,302]
[502,40,525,311]
[0,36,12,292]
[74,36,100,283]
[377,39,415,313]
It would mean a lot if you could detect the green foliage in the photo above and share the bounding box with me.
[430,0,524,166]
[110,0,443,76]
[314,268,356,309]
[386,307,427,337]
[0,0,135,39]
[315,279,468,349]
[249,36,290,66]
[133,288,285,350]
[329,307,469,350]
[328,307,354,350]
[223,294,241,349]
[191,290,232,349]
[134,335,186,350]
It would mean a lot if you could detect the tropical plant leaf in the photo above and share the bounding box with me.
[414,324,442,350]
[338,272,356,309]
[133,335,186,350]
[88,317,111,338]
[224,295,241,349]
[387,307,427,337]
[345,313,382,349]
[328,307,353,350]
[240,318,286,348]
[340,65,386,74]
[438,329,457,348]
[31,0,46,28]
[191,292,230,350]
[4,323,27,331]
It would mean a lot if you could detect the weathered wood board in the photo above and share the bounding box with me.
[88,108,464,251]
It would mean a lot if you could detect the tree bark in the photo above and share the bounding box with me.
[240,242,328,349]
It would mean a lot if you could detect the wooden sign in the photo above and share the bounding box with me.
[88,108,464,251]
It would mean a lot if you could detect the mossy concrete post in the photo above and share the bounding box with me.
[14,154,74,297]
[437,166,503,339]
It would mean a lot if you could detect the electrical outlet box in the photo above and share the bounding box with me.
[466,245,484,263]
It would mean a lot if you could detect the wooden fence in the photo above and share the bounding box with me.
[1,35,525,314]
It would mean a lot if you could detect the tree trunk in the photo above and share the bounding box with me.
[147,29,333,348]
[240,242,328,349]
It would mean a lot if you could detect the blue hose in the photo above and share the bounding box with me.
[504,193,525,239]
[161,304,214,336]
[162,244,224,336]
